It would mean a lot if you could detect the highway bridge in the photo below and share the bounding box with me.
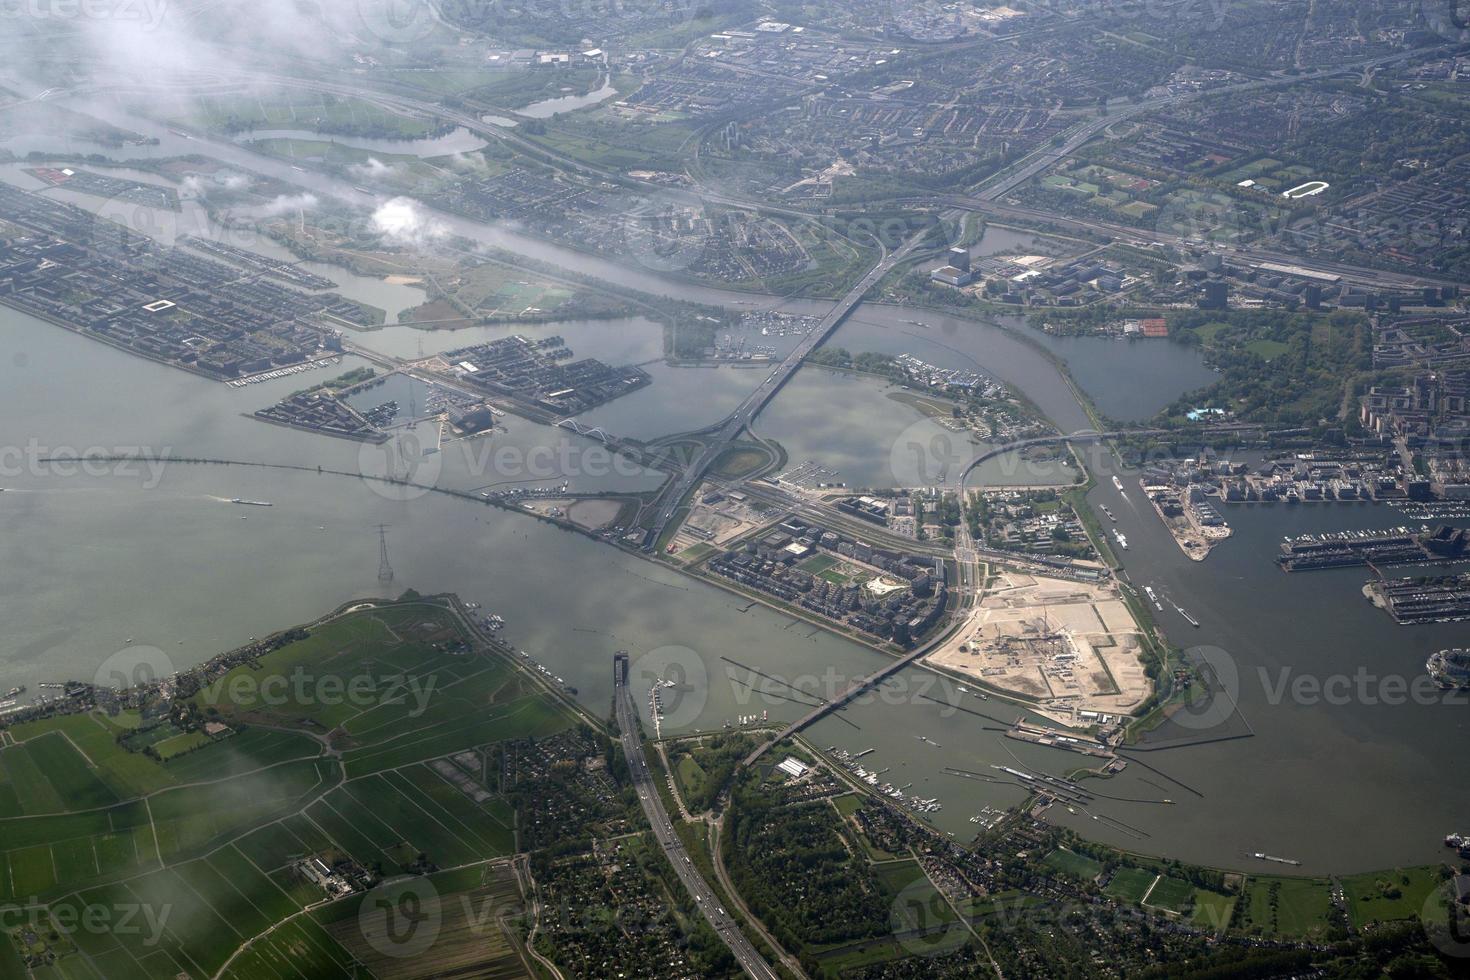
[957,427,1172,486]
[643,218,949,550]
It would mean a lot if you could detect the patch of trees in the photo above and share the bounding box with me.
[1161,310,1370,426]
[722,775,892,951]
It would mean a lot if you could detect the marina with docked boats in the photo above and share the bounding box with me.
[1275,523,1470,571]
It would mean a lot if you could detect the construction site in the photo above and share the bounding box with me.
[927,570,1151,730]
[665,485,773,556]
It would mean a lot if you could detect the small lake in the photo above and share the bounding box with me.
[518,82,620,119]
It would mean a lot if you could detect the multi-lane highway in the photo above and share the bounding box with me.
[613,666,780,980]
[644,217,949,549]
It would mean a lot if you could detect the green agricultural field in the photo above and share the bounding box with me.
[0,599,576,979]
[1342,867,1443,928]
[315,865,531,980]
[1240,875,1335,938]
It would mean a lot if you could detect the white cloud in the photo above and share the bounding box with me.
[371,196,445,246]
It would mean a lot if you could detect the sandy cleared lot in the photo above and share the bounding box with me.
[667,482,772,554]
[927,570,1149,728]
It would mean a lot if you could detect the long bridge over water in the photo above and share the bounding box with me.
[642,221,949,550]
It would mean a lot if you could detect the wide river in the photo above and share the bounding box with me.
[0,100,1463,874]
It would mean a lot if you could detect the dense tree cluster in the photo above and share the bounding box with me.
[1163,310,1370,425]
[723,775,894,950]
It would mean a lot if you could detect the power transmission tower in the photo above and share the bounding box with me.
[376,524,394,583]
